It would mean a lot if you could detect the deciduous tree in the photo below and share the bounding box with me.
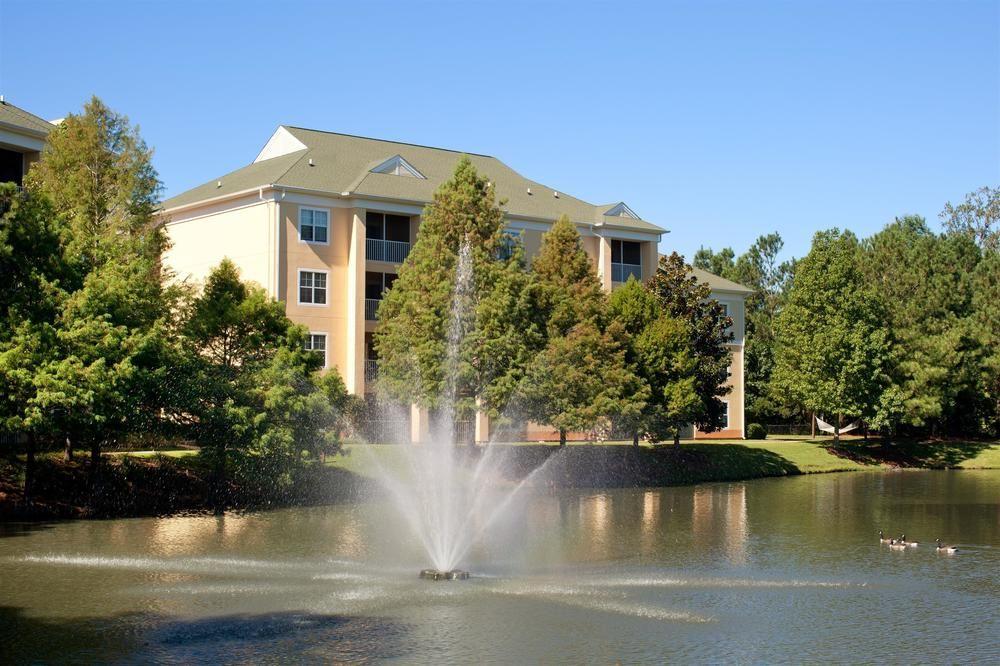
[647,253,733,435]
[773,230,890,441]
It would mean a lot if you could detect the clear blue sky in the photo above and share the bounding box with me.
[2,0,997,261]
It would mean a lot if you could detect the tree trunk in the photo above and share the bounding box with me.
[833,413,841,445]
[811,412,816,438]
[23,432,36,504]
[673,430,681,448]
[212,445,227,515]
[559,429,567,447]
[863,423,869,441]
[632,431,640,448]
[89,440,101,486]
[64,435,73,461]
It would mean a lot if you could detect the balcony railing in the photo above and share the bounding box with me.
[611,262,642,284]
[366,238,411,263]
[364,359,379,383]
[365,298,381,321]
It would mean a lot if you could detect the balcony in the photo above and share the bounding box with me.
[611,262,642,284]
[365,298,381,321]
[366,238,410,263]
[364,359,379,383]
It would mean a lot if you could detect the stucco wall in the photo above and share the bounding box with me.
[163,198,275,293]
[280,202,353,379]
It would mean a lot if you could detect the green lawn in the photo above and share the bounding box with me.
[325,437,999,488]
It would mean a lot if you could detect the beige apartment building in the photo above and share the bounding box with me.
[159,125,747,441]
[0,97,54,186]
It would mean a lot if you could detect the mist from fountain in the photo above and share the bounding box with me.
[358,241,561,575]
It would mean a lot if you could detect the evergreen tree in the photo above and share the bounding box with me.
[864,216,981,433]
[608,278,699,446]
[21,97,170,474]
[516,322,646,446]
[695,234,794,423]
[182,259,293,509]
[773,230,890,441]
[530,214,605,336]
[0,185,69,500]
[516,218,645,444]
[940,186,999,254]
[26,96,163,281]
[376,157,538,421]
[693,245,736,278]
[972,252,1000,435]
[646,252,733,435]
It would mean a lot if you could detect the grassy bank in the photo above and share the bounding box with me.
[2,437,997,521]
[332,437,1000,488]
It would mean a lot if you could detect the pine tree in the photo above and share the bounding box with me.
[972,252,1000,435]
[864,217,981,433]
[940,186,999,254]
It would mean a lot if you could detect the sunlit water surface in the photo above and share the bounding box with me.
[1,470,998,664]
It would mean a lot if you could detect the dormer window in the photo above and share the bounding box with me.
[371,155,426,179]
[604,202,640,219]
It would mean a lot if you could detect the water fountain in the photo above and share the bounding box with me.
[360,241,559,581]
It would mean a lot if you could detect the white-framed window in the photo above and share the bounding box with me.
[498,229,522,261]
[722,401,730,429]
[304,332,327,367]
[298,269,328,305]
[299,207,329,244]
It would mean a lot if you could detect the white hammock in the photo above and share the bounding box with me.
[816,416,860,435]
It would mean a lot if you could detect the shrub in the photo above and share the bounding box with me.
[746,423,768,440]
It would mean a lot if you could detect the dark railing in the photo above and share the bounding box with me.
[365,298,380,321]
[366,238,410,263]
[0,184,25,216]
[364,359,379,384]
[611,262,642,283]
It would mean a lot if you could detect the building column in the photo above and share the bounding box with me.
[597,234,613,291]
[474,410,490,444]
[346,208,366,394]
[410,404,430,444]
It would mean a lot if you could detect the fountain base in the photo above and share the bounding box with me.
[419,569,469,581]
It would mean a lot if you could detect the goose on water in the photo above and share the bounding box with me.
[888,539,907,551]
[935,539,958,554]
[900,534,919,547]
[879,530,891,544]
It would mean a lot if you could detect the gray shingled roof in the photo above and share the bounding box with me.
[0,100,54,136]
[162,126,666,233]
[690,266,754,294]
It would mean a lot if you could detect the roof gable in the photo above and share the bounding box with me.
[253,126,307,162]
[603,202,639,219]
[370,154,426,179]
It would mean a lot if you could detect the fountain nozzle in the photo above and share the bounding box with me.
[419,569,469,581]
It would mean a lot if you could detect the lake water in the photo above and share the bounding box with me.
[1,470,998,664]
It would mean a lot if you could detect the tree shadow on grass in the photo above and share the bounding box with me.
[486,443,802,488]
[0,605,408,665]
[823,439,995,468]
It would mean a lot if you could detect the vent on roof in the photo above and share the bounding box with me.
[604,202,639,219]
[371,155,426,179]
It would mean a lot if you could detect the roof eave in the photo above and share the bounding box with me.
[0,120,50,139]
